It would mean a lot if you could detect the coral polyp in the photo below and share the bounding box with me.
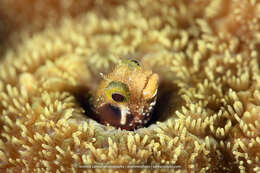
[0,0,259,172]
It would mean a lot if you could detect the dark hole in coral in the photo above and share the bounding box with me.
[74,87,98,121]
[75,80,182,131]
[146,81,182,126]
[111,93,125,102]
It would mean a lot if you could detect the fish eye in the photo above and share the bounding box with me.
[130,59,140,66]
[105,81,130,103]
[112,93,125,102]
[121,59,140,69]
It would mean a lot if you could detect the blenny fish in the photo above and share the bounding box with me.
[92,59,159,130]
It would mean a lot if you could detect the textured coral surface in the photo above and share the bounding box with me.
[0,0,260,172]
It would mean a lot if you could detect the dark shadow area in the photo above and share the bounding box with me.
[74,85,99,122]
[146,80,182,126]
[0,18,10,58]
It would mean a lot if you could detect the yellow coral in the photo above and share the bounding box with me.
[0,0,260,172]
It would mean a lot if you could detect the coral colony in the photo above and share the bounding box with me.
[0,0,260,172]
